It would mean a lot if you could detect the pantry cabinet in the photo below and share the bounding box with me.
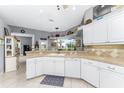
[100,69,124,88]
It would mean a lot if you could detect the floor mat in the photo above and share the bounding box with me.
[40,75,64,87]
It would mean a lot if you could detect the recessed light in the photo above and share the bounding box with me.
[72,6,76,10]
[40,10,43,13]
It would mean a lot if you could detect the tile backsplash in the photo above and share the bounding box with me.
[85,45,124,58]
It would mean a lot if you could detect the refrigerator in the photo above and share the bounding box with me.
[0,29,5,74]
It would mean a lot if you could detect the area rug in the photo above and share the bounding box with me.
[40,75,64,87]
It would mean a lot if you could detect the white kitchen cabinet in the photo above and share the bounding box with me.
[100,69,124,88]
[26,58,36,79]
[92,19,108,43]
[108,13,124,42]
[35,58,44,76]
[83,24,93,44]
[81,60,100,87]
[54,58,64,76]
[5,57,17,72]
[83,19,108,44]
[43,60,54,75]
[65,58,81,78]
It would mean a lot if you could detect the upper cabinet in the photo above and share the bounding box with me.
[83,24,94,44]
[92,19,108,43]
[108,12,124,42]
[83,18,108,44]
[83,10,124,45]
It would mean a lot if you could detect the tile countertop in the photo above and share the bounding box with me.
[26,51,124,67]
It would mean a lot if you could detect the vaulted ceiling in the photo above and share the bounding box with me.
[0,5,93,32]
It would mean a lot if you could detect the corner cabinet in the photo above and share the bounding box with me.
[81,59,100,87]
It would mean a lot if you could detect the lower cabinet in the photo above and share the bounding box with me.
[35,58,44,76]
[5,57,17,72]
[43,60,54,75]
[100,69,124,88]
[81,60,100,87]
[26,57,124,88]
[54,60,64,76]
[26,58,36,79]
[65,58,81,78]
[26,57,65,79]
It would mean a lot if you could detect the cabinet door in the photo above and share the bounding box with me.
[35,59,43,76]
[100,69,124,88]
[108,13,124,42]
[83,24,93,44]
[26,59,36,79]
[43,60,54,75]
[81,62,99,87]
[54,61,64,76]
[65,60,80,78]
[92,19,108,43]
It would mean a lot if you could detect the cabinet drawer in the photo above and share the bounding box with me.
[98,62,124,74]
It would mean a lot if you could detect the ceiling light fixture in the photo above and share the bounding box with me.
[40,10,43,13]
[72,6,76,10]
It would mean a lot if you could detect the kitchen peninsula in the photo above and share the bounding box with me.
[26,50,124,88]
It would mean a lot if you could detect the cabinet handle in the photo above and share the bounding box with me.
[107,66,115,70]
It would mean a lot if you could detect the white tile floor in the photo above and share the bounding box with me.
[0,60,94,88]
